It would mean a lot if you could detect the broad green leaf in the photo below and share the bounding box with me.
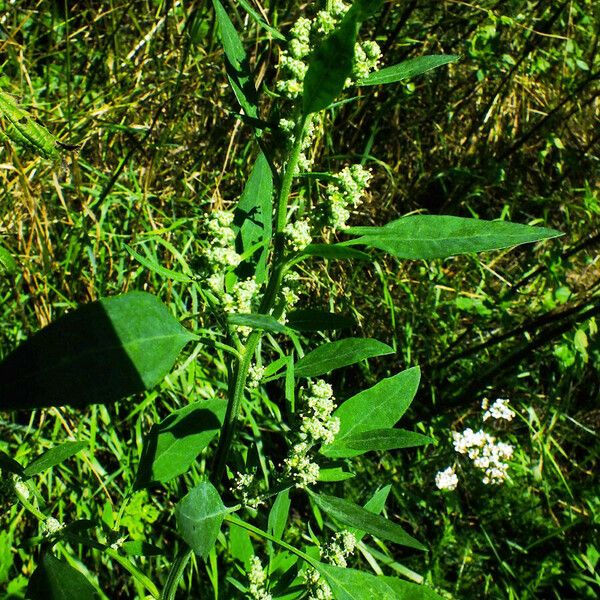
[286,310,355,332]
[135,399,226,487]
[311,492,425,550]
[176,481,226,558]
[212,0,258,118]
[121,541,163,556]
[27,552,99,600]
[0,291,196,410]
[23,441,87,478]
[316,563,444,600]
[299,244,371,261]
[236,0,285,40]
[318,465,356,482]
[359,55,460,86]
[229,522,254,569]
[228,313,290,334]
[0,244,16,275]
[303,11,359,114]
[268,489,291,540]
[322,367,421,458]
[342,428,433,455]
[344,215,562,260]
[233,152,273,284]
[294,338,393,379]
[124,243,192,283]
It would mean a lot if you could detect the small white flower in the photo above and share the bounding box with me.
[44,517,64,536]
[482,398,516,422]
[248,555,272,600]
[285,219,312,252]
[435,466,459,491]
[248,363,265,389]
[13,478,30,500]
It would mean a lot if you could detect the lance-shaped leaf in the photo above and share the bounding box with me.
[24,441,88,477]
[322,367,421,458]
[294,338,394,378]
[27,552,99,600]
[344,215,562,260]
[135,399,226,487]
[286,309,355,332]
[310,492,425,550]
[212,0,258,119]
[359,55,459,86]
[340,428,433,456]
[233,152,273,284]
[0,244,16,275]
[228,313,290,334]
[0,291,196,410]
[348,484,391,542]
[176,481,227,558]
[316,563,444,600]
[268,488,291,540]
[298,244,371,261]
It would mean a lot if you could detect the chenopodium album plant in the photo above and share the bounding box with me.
[0,1,562,598]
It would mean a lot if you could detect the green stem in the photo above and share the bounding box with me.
[161,546,193,600]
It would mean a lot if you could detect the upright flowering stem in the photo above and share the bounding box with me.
[211,114,311,483]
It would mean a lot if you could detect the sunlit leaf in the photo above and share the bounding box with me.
[24,441,87,478]
[359,55,459,86]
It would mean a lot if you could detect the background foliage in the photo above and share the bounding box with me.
[0,0,598,598]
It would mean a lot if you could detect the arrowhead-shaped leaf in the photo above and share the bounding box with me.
[344,215,562,260]
[294,338,394,379]
[176,481,227,559]
[135,399,226,487]
[322,367,421,458]
[0,291,195,410]
[310,492,425,550]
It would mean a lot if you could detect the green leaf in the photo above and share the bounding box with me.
[344,215,562,260]
[0,244,16,275]
[286,310,355,332]
[341,428,433,455]
[303,11,359,114]
[23,441,87,478]
[0,450,24,476]
[359,55,460,86]
[318,465,356,482]
[294,338,393,379]
[176,481,227,559]
[299,244,371,261]
[0,291,196,410]
[228,313,290,334]
[135,399,226,487]
[349,484,391,542]
[268,489,291,540]
[322,367,421,458]
[316,563,444,600]
[27,552,99,600]
[212,0,258,118]
[234,152,273,284]
[236,0,285,40]
[310,493,425,550]
[121,541,163,556]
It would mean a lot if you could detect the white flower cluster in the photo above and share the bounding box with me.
[452,428,514,485]
[284,379,340,488]
[13,477,30,500]
[247,363,265,389]
[285,219,312,252]
[277,2,380,99]
[204,210,241,268]
[232,471,262,509]
[208,275,259,336]
[326,164,373,228]
[323,530,357,568]
[435,466,459,491]
[43,517,64,536]
[304,567,333,600]
[482,398,515,422]
[248,556,272,600]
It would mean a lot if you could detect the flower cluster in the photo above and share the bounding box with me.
[436,398,517,490]
[325,164,373,228]
[247,363,265,389]
[232,471,262,509]
[204,210,241,268]
[482,397,515,422]
[285,219,312,251]
[435,466,459,491]
[248,556,272,600]
[284,380,340,487]
[43,517,64,536]
[277,2,381,99]
[452,427,514,485]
